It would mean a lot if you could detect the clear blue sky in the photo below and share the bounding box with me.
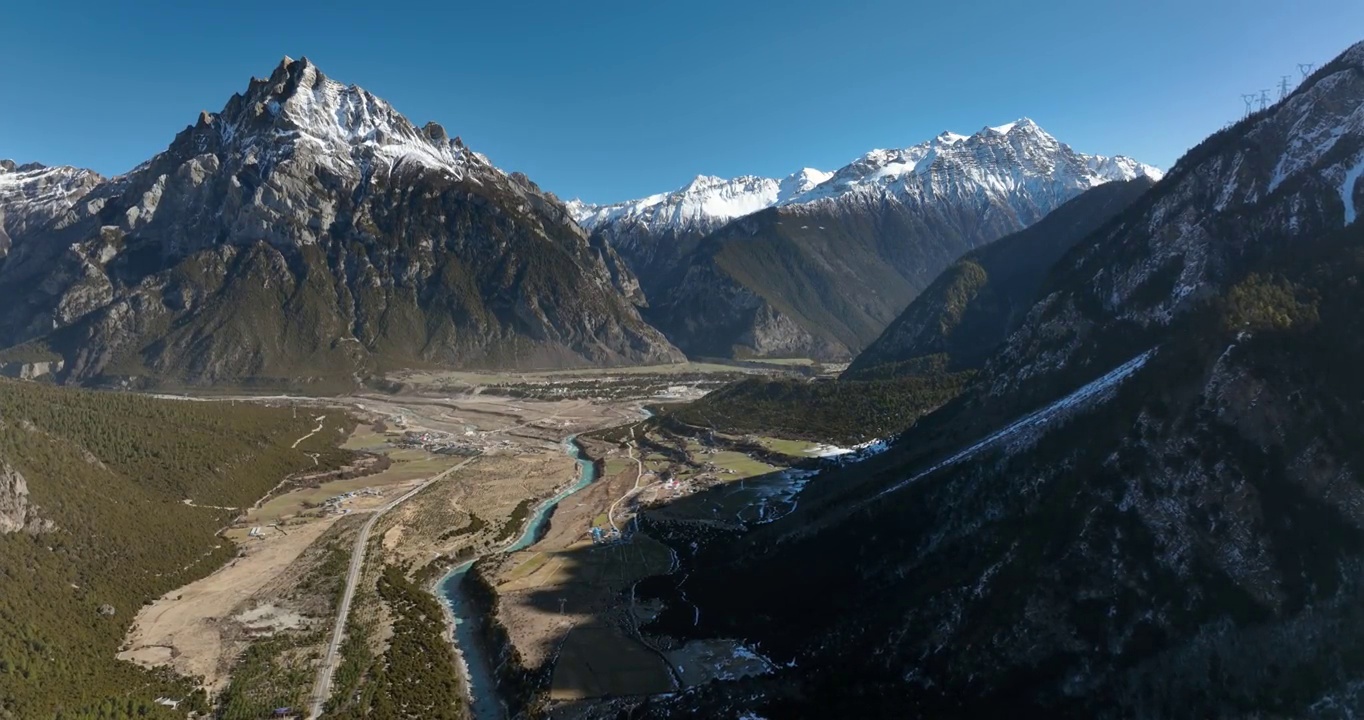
[1,0,1359,204]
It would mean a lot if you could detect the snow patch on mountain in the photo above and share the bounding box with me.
[873,348,1156,502]
[0,161,104,248]
[1341,153,1364,225]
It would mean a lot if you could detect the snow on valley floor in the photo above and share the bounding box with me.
[665,638,776,687]
[735,438,891,526]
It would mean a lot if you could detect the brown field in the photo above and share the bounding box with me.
[221,453,453,542]
[119,420,471,691]
[119,514,362,690]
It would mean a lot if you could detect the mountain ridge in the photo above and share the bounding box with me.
[844,176,1157,379]
[570,118,1161,237]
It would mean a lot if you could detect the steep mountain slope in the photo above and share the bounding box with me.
[581,121,1161,360]
[631,39,1364,719]
[0,160,103,258]
[0,57,680,386]
[845,176,1155,378]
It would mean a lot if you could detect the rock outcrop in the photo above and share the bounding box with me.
[0,461,42,534]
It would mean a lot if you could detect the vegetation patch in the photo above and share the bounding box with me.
[329,566,464,719]
[436,513,488,543]
[217,633,322,720]
[663,373,972,444]
[0,380,353,719]
[495,499,536,544]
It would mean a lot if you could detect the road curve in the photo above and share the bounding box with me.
[607,430,648,533]
[307,455,478,718]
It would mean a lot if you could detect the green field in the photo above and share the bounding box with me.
[605,457,634,477]
[340,425,397,451]
[708,450,778,480]
[500,536,673,593]
[758,436,820,457]
[505,551,552,581]
[396,360,772,386]
[743,357,818,366]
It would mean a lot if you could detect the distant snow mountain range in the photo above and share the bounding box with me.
[568,119,1163,360]
[568,118,1161,239]
[567,168,833,237]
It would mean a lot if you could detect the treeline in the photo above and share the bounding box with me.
[0,380,354,719]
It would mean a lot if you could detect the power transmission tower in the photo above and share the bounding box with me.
[1298,62,1315,79]
[1258,89,1271,111]
[1279,75,1292,101]
[1241,93,1258,117]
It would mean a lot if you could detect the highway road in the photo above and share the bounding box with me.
[307,455,478,719]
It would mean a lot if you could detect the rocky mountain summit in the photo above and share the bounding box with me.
[0,57,681,386]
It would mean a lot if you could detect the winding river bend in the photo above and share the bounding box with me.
[437,436,599,720]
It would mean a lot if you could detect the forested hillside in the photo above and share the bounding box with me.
[0,381,352,719]
[662,370,972,444]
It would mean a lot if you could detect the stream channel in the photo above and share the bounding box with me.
[437,436,598,720]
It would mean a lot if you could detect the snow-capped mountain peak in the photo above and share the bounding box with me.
[570,170,830,235]
[779,168,835,202]
[986,117,1044,135]
[185,56,492,183]
[570,120,1160,239]
[790,118,1161,207]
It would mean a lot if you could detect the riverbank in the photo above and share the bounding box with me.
[434,437,601,720]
